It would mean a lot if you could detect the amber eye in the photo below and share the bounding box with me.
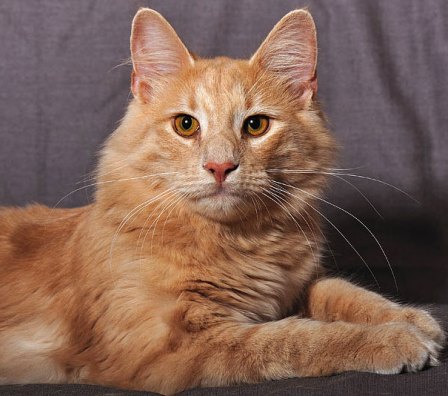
[243,115,270,137]
[173,114,200,137]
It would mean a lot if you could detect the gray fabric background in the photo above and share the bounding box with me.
[0,0,447,302]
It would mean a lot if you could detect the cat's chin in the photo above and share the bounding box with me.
[191,193,248,223]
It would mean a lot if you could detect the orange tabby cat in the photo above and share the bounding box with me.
[0,8,445,395]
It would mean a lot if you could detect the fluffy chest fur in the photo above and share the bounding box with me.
[87,204,319,325]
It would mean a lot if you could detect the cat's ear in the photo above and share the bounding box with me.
[130,8,194,102]
[250,9,318,103]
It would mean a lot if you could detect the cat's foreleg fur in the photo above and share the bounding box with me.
[307,277,445,346]
[159,311,440,394]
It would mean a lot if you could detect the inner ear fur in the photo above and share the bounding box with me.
[250,9,318,101]
[130,8,194,102]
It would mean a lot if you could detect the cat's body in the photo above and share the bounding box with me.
[0,193,314,388]
[0,8,445,395]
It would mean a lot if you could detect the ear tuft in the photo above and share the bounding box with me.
[251,9,318,100]
[130,8,193,101]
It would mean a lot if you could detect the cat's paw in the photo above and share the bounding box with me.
[396,307,446,347]
[361,322,442,374]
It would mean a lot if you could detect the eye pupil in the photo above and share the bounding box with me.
[249,117,261,130]
[182,116,192,130]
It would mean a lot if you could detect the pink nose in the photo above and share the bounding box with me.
[203,161,239,184]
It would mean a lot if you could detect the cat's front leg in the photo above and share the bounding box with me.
[154,312,439,393]
[307,277,446,346]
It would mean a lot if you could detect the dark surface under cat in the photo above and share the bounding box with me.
[1,305,447,395]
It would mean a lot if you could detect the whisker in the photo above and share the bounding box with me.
[108,56,132,73]
[147,192,183,256]
[326,166,367,172]
[273,180,397,291]
[160,192,189,245]
[76,160,129,185]
[267,187,321,273]
[266,168,419,204]
[331,174,383,219]
[53,172,181,208]
[261,188,318,267]
[234,199,248,224]
[108,188,175,272]
[137,190,178,258]
[325,172,419,205]
[254,193,274,226]
[249,194,261,225]
[270,182,380,288]
[269,183,334,272]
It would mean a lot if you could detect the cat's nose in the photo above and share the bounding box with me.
[203,161,239,184]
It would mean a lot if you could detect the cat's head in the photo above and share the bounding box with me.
[98,9,335,225]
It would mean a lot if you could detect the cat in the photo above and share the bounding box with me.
[0,7,445,395]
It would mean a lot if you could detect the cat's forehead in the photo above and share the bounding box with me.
[195,57,250,89]
[186,58,252,114]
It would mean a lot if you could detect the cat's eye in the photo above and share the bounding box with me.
[243,115,270,137]
[173,114,200,137]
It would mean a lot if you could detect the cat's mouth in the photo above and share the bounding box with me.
[199,191,241,201]
[190,185,247,222]
[209,189,238,198]
[196,185,241,200]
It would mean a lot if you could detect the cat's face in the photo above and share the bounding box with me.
[101,9,334,224]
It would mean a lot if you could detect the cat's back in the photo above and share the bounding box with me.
[0,204,87,270]
[0,204,89,299]
[0,204,90,304]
